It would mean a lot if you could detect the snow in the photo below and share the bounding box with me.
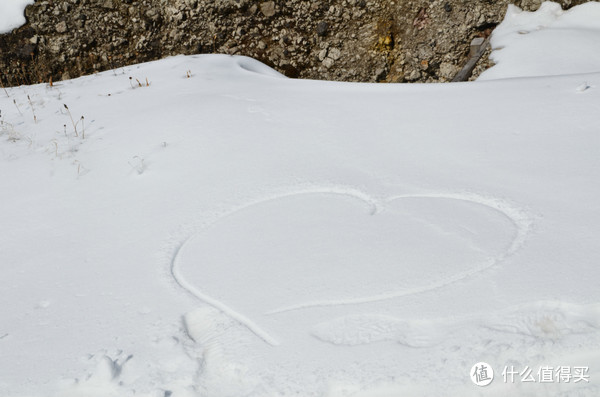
[478,2,600,80]
[1,2,600,396]
[0,0,34,34]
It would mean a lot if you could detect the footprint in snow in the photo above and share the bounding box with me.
[311,301,600,347]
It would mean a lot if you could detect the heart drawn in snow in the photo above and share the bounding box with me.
[172,187,531,346]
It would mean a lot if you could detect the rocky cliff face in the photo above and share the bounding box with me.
[0,0,593,87]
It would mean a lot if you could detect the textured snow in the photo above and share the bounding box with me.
[478,2,600,80]
[1,2,600,396]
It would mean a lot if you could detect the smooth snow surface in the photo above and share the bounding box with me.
[0,0,34,34]
[478,2,600,80]
[1,2,600,396]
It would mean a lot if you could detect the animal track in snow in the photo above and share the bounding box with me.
[170,185,533,346]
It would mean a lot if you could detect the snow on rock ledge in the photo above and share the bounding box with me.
[479,1,600,80]
[0,0,34,34]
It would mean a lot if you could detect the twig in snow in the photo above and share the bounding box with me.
[64,104,78,137]
[0,77,9,98]
[13,99,23,116]
[27,95,37,123]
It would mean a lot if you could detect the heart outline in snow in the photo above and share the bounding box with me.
[170,185,533,346]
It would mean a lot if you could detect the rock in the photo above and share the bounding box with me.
[439,61,458,79]
[406,69,421,81]
[0,0,594,87]
[316,21,328,37]
[55,21,68,33]
[318,48,328,61]
[328,47,341,61]
[374,66,387,81]
[260,1,275,17]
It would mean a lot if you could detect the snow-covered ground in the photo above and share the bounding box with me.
[0,0,34,34]
[479,1,600,80]
[1,2,599,396]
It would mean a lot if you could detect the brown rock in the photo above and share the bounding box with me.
[260,2,276,18]
[0,0,595,88]
[55,21,68,33]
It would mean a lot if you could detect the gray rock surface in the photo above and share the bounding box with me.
[0,0,594,87]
